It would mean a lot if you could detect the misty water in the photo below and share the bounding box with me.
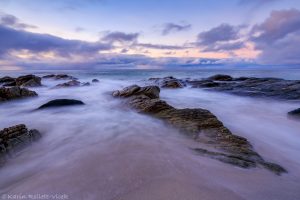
[1,68,300,200]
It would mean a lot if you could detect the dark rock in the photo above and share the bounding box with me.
[0,124,41,166]
[2,82,16,87]
[193,148,256,168]
[187,76,300,100]
[188,80,220,88]
[288,108,300,118]
[55,74,76,80]
[162,80,185,88]
[1,74,42,87]
[54,80,92,88]
[149,76,185,88]
[82,82,91,86]
[55,74,70,79]
[37,99,85,109]
[233,77,249,81]
[28,129,42,141]
[92,79,99,83]
[113,84,286,175]
[0,76,15,83]
[208,74,233,81]
[42,74,56,78]
[260,162,288,175]
[112,85,140,97]
[112,85,160,99]
[193,148,287,175]
[0,87,38,102]
[15,74,42,87]
[43,74,76,80]
[55,80,81,88]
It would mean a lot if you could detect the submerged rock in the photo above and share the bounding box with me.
[55,80,81,88]
[208,74,233,81]
[2,82,16,87]
[193,148,286,175]
[187,75,300,100]
[43,74,76,80]
[113,84,287,175]
[54,80,91,88]
[42,74,56,78]
[0,76,15,84]
[0,87,38,102]
[82,82,91,86]
[188,80,220,88]
[288,108,300,118]
[37,99,85,109]
[0,124,41,166]
[92,79,99,83]
[153,75,300,100]
[149,76,185,88]
[193,148,256,168]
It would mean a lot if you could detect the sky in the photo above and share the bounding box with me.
[0,0,300,70]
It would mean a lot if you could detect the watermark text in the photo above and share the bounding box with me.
[1,193,69,200]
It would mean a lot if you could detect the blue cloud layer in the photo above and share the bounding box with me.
[161,22,192,35]
[0,24,112,57]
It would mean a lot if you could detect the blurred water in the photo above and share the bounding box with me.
[0,69,300,200]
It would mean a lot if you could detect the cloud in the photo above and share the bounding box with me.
[0,13,36,29]
[101,31,139,44]
[0,24,112,57]
[202,41,245,52]
[0,23,194,69]
[6,54,238,70]
[197,23,244,52]
[197,24,241,45]
[251,9,300,64]
[161,22,191,35]
[137,43,188,50]
[251,9,300,44]
[195,9,300,64]
[100,31,189,51]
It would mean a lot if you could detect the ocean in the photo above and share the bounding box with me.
[1,68,300,200]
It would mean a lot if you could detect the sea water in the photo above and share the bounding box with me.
[0,68,300,200]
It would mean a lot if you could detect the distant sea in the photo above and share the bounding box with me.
[1,66,300,80]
